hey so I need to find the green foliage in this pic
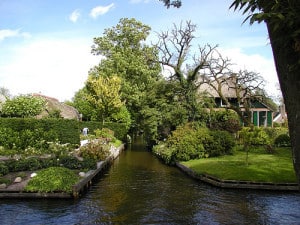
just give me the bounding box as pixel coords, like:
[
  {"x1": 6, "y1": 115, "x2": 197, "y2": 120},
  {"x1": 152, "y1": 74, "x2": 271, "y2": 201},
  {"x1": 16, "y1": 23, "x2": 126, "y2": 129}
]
[
  {"x1": 0, "y1": 162, "x2": 8, "y2": 176},
  {"x1": 0, "y1": 177, "x2": 11, "y2": 185},
  {"x1": 274, "y1": 134, "x2": 291, "y2": 147},
  {"x1": 1, "y1": 153, "x2": 96, "y2": 174},
  {"x1": 78, "y1": 141, "x2": 110, "y2": 161},
  {"x1": 47, "y1": 109, "x2": 62, "y2": 118},
  {"x1": 95, "y1": 128, "x2": 115, "y2": 141},
  {"x1": 39, "y1": 158, "x2": 59, "y2": 168},
  {"x1": 0, "y1": 146, "x2": 18, "y2": 156},
  {"x1": 1, "y1": 95, "x2": 45, "y2": 118},
  {"x1": 86, "y1": 75, "x2": 124, "y2": 123},
  {"x1": 72, "y1": 87, "x2": 98, "y2": 121},
  {"x1": 90, "y1": 18, "x2": 161, "y2": 141},
  {"x1": 182, "y1": 147, "x2": 297, "y2": 183},
  {"x1": 209, "y1": 109, "x2": 241, "y2": 133},
  {"x1": 230, "y1": 0, "x2": 300, "y2": 42},
  {"x1": 153, "y1": 123, "x2": 236, "y2": 164},
  {"x1": 25, "y1": 167, "x2": 79, "y2": 193},
  {"x1": 0, "y1": 127, "x2": 19, "y2": 149},
  {"x1": 152, "y1": 144, "x2": 175, "y2": 165},
  {"x1": 5, "y1": 158, "x2": 42, "y2": 172},
  {"x1": 79, "y1": 121, "x2": 129, "y2": 141},
  {"x1": 0, "y1": 118, "x2": 80, "y2": 147},
  {"x1": 58, "y1": 156, "x2": 97, "y2": 170},
  {"x1": 205, "y1": 130, "x2": 235, "y2": 157},
  {"x1": 109, "y1": 106, "x2": 132, "y2": 130},
  {"x1": 167, "y1": 123, "x2": 208, "y2": 161},
  {"x1": 239, "y1": 127, "x2": 271, "y2": 146}
]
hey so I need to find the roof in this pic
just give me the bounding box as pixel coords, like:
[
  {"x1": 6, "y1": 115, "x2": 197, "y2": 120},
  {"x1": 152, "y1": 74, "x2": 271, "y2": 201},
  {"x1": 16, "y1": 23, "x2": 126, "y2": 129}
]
[
  {"x1": 33, "y1": 93, "x2": 80, "y2": 120},
  {"x1": 198, "y1": 76, "x2": 246, "y2": 98}
]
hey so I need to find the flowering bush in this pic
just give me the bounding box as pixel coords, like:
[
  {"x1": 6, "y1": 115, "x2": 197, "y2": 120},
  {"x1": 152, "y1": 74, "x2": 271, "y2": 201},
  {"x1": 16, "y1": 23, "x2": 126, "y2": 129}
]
[{"x1": 78, "y1": 141, "x2": 110, "y2": 161}]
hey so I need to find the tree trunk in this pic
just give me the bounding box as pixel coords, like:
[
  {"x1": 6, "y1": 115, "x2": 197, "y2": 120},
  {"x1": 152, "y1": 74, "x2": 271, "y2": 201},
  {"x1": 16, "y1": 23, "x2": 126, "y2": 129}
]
[{"x1": 266, "y1": 23, "x2": 300, "y2": 186}]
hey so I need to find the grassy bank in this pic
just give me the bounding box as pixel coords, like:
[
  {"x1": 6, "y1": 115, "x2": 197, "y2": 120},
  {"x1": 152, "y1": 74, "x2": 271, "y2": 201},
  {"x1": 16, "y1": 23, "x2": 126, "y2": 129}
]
[{"x1": 181, "y1": 147, "x2": 297, "y2": 183}]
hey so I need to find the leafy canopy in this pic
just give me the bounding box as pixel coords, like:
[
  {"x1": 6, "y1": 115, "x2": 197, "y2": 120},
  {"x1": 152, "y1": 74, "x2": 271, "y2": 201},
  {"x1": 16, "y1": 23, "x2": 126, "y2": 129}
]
[{"x1": 1, "y1": 95, "x2": 45, "y2": 118}]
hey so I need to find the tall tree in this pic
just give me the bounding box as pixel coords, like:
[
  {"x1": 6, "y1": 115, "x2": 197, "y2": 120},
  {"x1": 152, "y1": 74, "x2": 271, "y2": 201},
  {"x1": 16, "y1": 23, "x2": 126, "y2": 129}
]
[
  {"x1": 90, "y1": 18, "x2": 161, "y2": 133},
  {"x1": 86, "y1": 75, "x2": 123, "y2": 124},
  {"x1": 156, "y1": 20, "x2": 216, "y2": 121}
]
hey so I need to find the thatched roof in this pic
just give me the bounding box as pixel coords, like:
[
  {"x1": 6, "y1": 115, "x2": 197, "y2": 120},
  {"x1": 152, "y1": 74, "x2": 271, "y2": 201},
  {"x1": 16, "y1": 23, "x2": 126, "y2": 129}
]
[
  {"x1": 198, "y1": 76, "x2": 246, "y2": 98},
  {"x1": 33, "y1": 94, "x2": 80, "y2": 120}
]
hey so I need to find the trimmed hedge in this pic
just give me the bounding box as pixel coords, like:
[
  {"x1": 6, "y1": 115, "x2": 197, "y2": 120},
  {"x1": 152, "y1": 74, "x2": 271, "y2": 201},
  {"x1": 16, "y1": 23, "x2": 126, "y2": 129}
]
[
  {"x1": 0, "y1": 118, "x2": 80, "y2": 146},
  {"x1": 0, "y1": 118, "x2": 128, "y2": 152}
]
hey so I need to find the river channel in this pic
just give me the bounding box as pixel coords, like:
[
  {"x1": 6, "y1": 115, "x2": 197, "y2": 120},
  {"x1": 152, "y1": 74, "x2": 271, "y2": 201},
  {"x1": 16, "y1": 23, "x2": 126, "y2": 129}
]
[{"x1": 1, "y1": 139, "x2": 300, "y2": 225}]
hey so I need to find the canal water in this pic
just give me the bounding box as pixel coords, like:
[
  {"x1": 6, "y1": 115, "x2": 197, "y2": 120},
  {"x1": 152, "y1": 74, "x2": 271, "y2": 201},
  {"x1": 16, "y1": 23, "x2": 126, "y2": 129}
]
[{"x1": 1, "y1": 139, "x2": 300, "y2": 225}]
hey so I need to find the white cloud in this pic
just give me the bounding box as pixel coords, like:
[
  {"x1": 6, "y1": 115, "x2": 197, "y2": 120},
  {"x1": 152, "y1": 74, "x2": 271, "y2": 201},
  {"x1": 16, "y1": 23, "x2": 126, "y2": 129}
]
[
  {"x1": 90, "y1": 3, "x2": 114, "y2": 19},
  {"x1": 0, "y1": 38, "x2": 101, "y2": 101},
  {"x1": 0, "y1": 29, "x2": 31, "y2": 41},
  {"x1": 219, "y1": 47, "x2": 279, "y2": 97},
  {"x1": 69, "y1": 9, "x2": 81, "y2": 23}
]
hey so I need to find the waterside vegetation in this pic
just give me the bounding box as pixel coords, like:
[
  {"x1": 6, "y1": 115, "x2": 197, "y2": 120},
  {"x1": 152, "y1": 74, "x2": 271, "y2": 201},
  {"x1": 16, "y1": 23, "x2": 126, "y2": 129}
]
[{"x1": 182, "y1": 146, "x2": 296, "y2": 183}]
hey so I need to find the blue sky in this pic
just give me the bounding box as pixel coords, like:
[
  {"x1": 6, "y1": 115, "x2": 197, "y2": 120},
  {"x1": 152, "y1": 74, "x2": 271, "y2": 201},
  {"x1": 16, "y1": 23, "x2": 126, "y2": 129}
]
[{"x1": 0, "y1": 0, "x2": 278, "y2": 101}]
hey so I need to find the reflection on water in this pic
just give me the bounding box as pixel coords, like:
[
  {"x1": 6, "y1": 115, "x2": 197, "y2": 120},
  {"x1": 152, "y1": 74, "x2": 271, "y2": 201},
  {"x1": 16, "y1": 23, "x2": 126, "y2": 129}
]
[{"x1": 1, "y1": 139, "x2": 300, "y2": 225}]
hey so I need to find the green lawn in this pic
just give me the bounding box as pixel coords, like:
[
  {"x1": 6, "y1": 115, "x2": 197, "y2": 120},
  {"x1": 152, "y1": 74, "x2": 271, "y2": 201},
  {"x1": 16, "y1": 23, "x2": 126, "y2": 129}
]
[{"x1": 181, "y1": 147, "x2": 297, "y2": 183}]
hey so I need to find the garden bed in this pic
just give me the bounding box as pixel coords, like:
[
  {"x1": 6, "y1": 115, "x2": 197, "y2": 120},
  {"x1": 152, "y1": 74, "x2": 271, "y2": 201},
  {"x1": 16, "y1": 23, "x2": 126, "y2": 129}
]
[{"x1": 0, "y1": 144, "x2": 125, "y2": 199}]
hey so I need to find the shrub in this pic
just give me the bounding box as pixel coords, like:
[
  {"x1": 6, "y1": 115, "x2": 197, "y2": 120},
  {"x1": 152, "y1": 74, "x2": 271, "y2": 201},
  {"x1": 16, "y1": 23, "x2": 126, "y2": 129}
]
[
  {"x1": 80, "y1": 158, "x2": 97, "y2": 170},
  {"x1": 152, "y1": 143, "x2": 175, "y2": 165},
  {"x1": 1, "y1": 94, "x2": 45, "y2": 118},
  {"x1": 40, "y1": 158, "x2": 59, "y2": 168},
  {"x1": 5, "y1": 157, "x2": 42, "y2": 172},
  {"x1": 0, "y1": 127, "x2": 19, "y2": 150},
  {"x1": 0, "y1": 177, "x2": 11, "y2": 185},
  {"x1": 58, "y1": 156, "x2": 96, "y2": 170},
  {"x1": 209, "y1": 110, "x2": 241, "y2": 133},
  {"x1": 95, "y1": 128, "x2": 116, "y2": 142},
  {"x1": 239, "y1": 127, "x2": 271, "y2": 146},
  {"x1": 263, "y1": 127, "x2": 289, "y2": 144},
  {"x1": 167, "y1": 123, "x2": 209, "y2": 161},
  {"x1": 25, "y1": 167, "x2": 79, "y2": 193},
  {"x1": 0, "y1": 162, "x2": 8, "y2": 176},
  {"x1": 205, "y1": 130, "x2": 235, "y2": 157},
  {"x1": 0, "y1": 146, "x2": 18, "y2": 156},
  {"x1": 46, "y1": 142, "x2": 74, "y2": 158},
  {"x1": 274, "y1": 134, "x2": 291, "y2": 147},
  {"x1": 153, "y1": 122, "x2": 237, "y2": 164},
  {"x1": 78, "y1": 141, "x2": 110, "y2": 161}
]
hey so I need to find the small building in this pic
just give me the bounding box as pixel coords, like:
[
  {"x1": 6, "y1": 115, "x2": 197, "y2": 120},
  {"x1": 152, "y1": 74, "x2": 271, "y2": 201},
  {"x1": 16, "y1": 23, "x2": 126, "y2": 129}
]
[
  {"x1": 198, "y1": 78, "x2": 274, "y2": 127},
  {"x1": 33, "y1": 93, "x2": 80, "y2": 120}
]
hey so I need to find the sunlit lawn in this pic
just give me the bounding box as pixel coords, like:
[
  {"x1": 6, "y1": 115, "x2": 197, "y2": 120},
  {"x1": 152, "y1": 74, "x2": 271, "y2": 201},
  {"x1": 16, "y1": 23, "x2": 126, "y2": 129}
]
[{"x1": 181, "y1": 147, "x2": 297, "y2": 183}]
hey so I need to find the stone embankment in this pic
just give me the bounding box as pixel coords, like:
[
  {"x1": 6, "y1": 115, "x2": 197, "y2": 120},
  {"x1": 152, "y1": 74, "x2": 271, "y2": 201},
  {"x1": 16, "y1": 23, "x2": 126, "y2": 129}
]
[{"x1": 176, "y1": 162, "x2": 299, "y2": 191}]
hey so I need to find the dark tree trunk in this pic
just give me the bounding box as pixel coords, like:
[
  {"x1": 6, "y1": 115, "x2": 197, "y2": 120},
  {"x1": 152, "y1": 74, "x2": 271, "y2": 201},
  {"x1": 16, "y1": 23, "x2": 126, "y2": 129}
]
[{"x1": 266, "y1": 23, "x2": 300, "y2": 186}]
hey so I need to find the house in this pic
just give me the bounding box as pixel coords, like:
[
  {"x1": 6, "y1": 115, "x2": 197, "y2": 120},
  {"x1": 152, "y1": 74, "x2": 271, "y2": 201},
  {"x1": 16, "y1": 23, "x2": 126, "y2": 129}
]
[
  {"x1": 198, "y1": 77, "x2": 274, "y2": 127},
  {"x1": 33, "y1": 93, "x2": 80, "y2": 120}
]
